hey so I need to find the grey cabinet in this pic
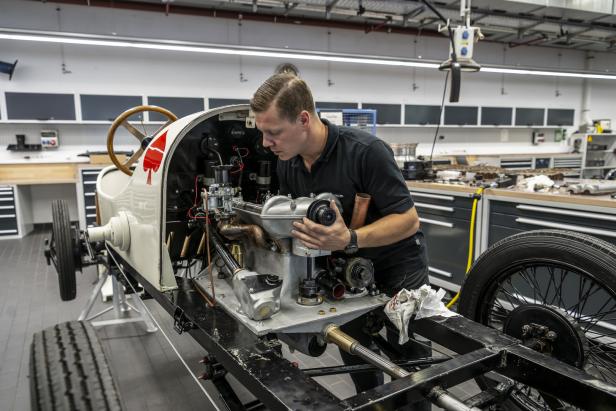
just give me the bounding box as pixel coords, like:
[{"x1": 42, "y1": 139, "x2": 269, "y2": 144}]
[
  {"x1": 0, "y1": 186, "x2": 18, "y2": 236},
  {"x1": 410, "y1": 190, "x2": 476, "y2": 290},
  {"x1": 78, "y1": 168, "x2": 102, "y2": 228},
  {"x1": 6, "y1": 92, "x2": 76, "y2": 120}
]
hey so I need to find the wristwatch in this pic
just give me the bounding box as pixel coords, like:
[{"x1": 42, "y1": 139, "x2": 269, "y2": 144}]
[{"x1": 344, "y1": 229, "x2": 359, "y2": 254}]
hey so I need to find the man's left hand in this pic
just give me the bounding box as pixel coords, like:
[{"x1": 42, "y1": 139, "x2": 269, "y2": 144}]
[{"x1": 291, "y1": 200, "x2": 351, "y2": 251}]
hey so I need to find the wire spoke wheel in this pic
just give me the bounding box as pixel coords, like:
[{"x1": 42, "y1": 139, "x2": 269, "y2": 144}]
[{"x1": 458, "y1": 230, "x2": 616, "y2": 410}]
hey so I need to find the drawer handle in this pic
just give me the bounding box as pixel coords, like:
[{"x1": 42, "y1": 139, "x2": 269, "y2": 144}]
[
  {"x1": 415, "y1": 202, "x2": 454, "y2": 212},
  {"x1": 85, "y1": 193, "x2": 96, "y2": 197},
  {"x1": 428, "y1": 266, "x2": 452, "y2": 278},
  {"x1": 86, "y1": 213, "x2": 97, "y2": 218},
  {"x1": 0, "y1": 198, "x2": 14, "y2": 202},
  {"x1": 0, "y1": 205, "x2": 15, "y2": 210},
  {"x1": 82, "y1": 171, "x2": 101, "y2": 175},
  {"x1": 419, "y1": 217, "x2": 454, "y2": 228},
  {"x1": 516, "y1": 204, "x2": 616, "y2": 223},
  {"x1": 83, "y1": 181, "x2": 97, "y2": 185},
  {"x1": 515, "y1": 217, "x2": 616, "y2": 238},
  {"x1": 0, "y1": 229, "x2": 18, "y2": 235},
  {"x1": 0, "y1": 214, "x2": 16, "y2": 218},
  {"x1": 410, "y1": 192, "x2": 455, "y2": 202}
]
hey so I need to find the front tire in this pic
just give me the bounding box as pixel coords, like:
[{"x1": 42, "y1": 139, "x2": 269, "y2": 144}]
[{"x1": 30, "y1": 321, "x2": 123, "y2": 411}]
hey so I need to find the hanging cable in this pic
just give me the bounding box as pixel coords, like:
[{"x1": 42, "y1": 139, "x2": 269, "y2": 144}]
[
  {"x1": 429, "y1": 70, "x2": 449, "y2": 163},
  {"x1": 446, "y1": 187, "x2": 483, "y2": 309}
]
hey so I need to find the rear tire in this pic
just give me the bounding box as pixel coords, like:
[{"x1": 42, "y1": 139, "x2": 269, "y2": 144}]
[
  {"x1": 459, "y1": 230, "x2": 616, "y2": 410},
  {"x1": 51, "y1": 200, "x2": 77, "y2": 301},
  {"x1": 30, "y1": 321, "x2": 123, "y2": 411}
]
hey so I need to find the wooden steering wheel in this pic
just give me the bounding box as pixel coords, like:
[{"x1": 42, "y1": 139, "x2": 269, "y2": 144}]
[{"x1": 107, "y1": 105, "x2": 178, "y2": 176}]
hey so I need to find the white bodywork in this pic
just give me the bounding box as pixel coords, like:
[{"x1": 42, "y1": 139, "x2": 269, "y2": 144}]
[{"x1": 95, "y1": 106, "x2": 251, "y2": 292}]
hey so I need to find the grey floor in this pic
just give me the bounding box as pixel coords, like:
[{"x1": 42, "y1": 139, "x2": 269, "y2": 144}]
[{"x1": 0, "y1": 228, "x2": 478, "y2": 411}]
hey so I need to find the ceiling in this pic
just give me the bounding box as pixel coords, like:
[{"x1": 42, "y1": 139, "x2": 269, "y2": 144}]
[{"x1": 52, "y1": 0, "x2": 616, "y2": 53}]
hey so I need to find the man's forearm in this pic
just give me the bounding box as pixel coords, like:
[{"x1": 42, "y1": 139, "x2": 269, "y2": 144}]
[{"x1": 356, "y1": 208, "x2": 419, "y2": 248}]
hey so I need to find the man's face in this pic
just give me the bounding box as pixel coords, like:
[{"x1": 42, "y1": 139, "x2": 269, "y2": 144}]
[{"x1": 255, "y1": 104, "x2": 308, "y2": 161}]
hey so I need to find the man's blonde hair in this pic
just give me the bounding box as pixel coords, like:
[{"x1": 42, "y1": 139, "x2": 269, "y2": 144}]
[{"x1": 250, "y1": 73, "x2": 316, "y2": 122}]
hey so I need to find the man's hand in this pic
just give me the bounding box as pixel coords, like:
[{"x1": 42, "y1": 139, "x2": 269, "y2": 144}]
[{"x1": 291, "y1": 200, "x2": 350, "y2": 251}]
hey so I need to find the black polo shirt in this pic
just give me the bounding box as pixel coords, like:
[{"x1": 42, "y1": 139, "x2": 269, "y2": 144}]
[{"x1": 277, "y1": 119, "x2": 424, "y2": 285}]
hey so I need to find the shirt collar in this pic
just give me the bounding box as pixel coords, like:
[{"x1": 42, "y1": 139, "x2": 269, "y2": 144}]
[{"x1": 290, "y1": 117, "x2": 340, "y2": 168}]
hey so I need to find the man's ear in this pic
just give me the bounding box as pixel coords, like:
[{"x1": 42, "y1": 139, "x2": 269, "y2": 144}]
[{"x1": 298, "y1": 110, "x2": 310, "y2": 127}]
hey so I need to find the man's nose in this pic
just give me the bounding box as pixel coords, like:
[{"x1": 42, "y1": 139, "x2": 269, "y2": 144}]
[{"x1": 262, "y1": 136, "x2": 274, "y2": 148}]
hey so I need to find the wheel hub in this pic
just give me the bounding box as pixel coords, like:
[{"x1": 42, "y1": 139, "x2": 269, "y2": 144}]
[{"x1": 504, "y1": 304, "x2": 588, "y2": 368}]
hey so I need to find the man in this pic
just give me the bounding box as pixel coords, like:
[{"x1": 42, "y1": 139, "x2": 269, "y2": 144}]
[{"x1": 251, "y1": 73, "x2": 430, "y2": 405}]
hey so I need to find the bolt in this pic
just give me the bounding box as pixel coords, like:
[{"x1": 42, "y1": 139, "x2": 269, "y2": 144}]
[
  {"x1": 546, "y1": 331, "x2": 557, "y2": 341},
  {"x1": 329, "y1": 307, "x2": 337, "y2": 313},
  {"x1": 318, "y1": 310, "x2": 326, "y2": 315},
  {"x1": 521, "y1": 325, "x2": 531, "y2": 336},
  {"x1": 248, "y1": 288, "x2": 254, "y2": 293}
]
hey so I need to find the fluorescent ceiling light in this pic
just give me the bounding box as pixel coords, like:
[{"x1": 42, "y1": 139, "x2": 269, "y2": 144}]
[{"x1": 1, "y1": 28, "x2": 615, "y2": 80}]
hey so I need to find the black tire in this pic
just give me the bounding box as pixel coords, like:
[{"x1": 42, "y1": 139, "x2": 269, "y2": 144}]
[
  {"x1": 459, "y1": 229, "x2": 616, "y2": 409},
  {"x1": 30, "y1": 321, "x2": 123, "y2": 411},
  {"x1": 51, "y1": 200, "x2": 77, "y2": 301}
]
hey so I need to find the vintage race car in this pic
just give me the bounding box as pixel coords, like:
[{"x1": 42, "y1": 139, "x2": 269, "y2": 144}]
[{"x1": 42, "y1": 104, "x2": 616, "y2": 411}]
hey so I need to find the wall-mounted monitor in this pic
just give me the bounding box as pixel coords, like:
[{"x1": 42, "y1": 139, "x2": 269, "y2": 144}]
[
  {"x1": 547, "y1": 109, "x2": 574, "y2": 126},
  {"x1": 481, "y1": 107, "x2": 513, "y2": 126},
  {"x1": 362, "y1": 103, "x2": 401, "y2": 124},
  {"x1": 404, "y1": 105, "x2": 441, "y2": 125},
  {"x1": 515, "y1": 108, "x2": 545, "y2": 126},
  {"x1": 444, "y1": 106, "x2": 478, "y2": 125}
]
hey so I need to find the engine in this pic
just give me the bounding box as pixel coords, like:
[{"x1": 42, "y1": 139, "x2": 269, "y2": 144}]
[{"x1": 163, "y1": 112, "x2": 377, "y2": 322}]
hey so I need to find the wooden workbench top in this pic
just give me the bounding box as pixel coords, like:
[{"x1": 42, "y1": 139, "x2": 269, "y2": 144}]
[{"x1": 407, "y1": 180, "x2": 616, "y2": 209}]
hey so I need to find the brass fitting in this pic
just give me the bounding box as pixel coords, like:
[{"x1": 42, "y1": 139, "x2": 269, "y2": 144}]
[{"x1": 322, "y1": 323, "x2": 356, "y2": 354}]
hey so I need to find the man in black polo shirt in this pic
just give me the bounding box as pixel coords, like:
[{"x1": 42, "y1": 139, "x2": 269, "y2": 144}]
[{"x1": 251, "y1": 74, "x2": 430, "y2": 402}]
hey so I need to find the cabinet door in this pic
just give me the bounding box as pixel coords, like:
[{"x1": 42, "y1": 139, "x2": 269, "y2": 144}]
[
  {"x1": 208, "y1": 98, "x2": 249, "y2": 109},
  {"x1": 6, "y1": 92, "x2": 76, "y2": 120},
  {"x1": 80, "y1": 95, "x2": 143, "y2": 121},
  {"x1": 148, "y1": 97, "x2": 204, "y2": 121},
  {"x1": 419, "y1": 213, "x2": 473, "y2": 288}
]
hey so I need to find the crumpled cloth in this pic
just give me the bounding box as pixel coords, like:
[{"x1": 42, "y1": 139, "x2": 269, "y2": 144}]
[
  {"x1": 384, "y1": 285, "x2": 458, "y2": 344},
  {"x1": 517, "y1": 175, "x2": 554, "y2": 192}
]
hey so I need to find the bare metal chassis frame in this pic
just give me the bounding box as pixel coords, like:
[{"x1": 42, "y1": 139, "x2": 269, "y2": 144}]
[{"x1": 108, "y1": 249, "x2": 616, "y2": 411}]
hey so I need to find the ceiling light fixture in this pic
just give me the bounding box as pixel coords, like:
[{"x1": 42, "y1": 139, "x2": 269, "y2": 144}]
[{"x1": 0, "y1": 28, "x2": 615, "y2": 81}]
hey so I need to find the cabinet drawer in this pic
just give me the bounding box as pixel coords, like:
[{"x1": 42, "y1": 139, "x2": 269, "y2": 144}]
[
  {"x1": 415, "y1": 202, "x2": 472, "y2": 221},
  {"x1": 0, "y1": 204, "x2": 16, "y2": 216},
  {"x1": 490, "y1": 200, "x2": 616, "y2": 234},
  {"x1": 420, "y1": 215, "x2": 471, "y2": 287},
  {"x1": 0, "y1": 216, "x2": 18, "y2": 233},
  {"x1": 410, "y1": 190, "x2": 474, "y2": 210},
  {"x1": 81, "y1": 169, "x2": 102, "y2": 182},
  {"x1": 490, "y1": 212, "x2": 616, "y2": 246}
]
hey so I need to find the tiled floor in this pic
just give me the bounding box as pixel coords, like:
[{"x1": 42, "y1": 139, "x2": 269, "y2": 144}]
[{"x1": 0, "y1": 228, "x2": 478, "y2": 411}]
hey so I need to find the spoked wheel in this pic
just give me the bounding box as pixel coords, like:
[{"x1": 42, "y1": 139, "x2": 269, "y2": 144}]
[
  {"x1": 459, "y1": 230, "x2": 616, "y2": 410},
  {"x1": 48, "y1": 200, "x2": 80, "y2": 301}
]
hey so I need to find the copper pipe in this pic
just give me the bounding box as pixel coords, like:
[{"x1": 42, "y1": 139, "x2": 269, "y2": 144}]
[
  {"x1": 200, "y1": 190, "x2": 215, "y2": 307},
  {"x1": 218, "y1": 222, "x2": 267, "y2": 248},
  {"x1": 350, "y1": 193, "x2": 371, "y2": 229},
  {"x1": 196, "y1": 233, "x2": 206, "y2": 255}
]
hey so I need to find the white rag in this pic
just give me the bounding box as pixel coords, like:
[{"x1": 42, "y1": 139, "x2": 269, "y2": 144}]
[{"x1": 384, "y1": 285, "x2": 458, "y2": 344}]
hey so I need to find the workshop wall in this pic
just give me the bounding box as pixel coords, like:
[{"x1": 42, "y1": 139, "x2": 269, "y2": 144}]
[{"x1": 1, "y1": 0, "x2": 615, "y2": 153}]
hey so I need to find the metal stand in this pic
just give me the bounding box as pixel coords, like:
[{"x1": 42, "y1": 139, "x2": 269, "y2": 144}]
[{"x1": 78, "y1": 265, "x2": 158, "y2": 333}]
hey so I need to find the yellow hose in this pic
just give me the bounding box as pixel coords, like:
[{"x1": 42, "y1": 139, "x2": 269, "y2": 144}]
[{"x1": 446, "y1": 187, "x2": 483, "y2": 309}]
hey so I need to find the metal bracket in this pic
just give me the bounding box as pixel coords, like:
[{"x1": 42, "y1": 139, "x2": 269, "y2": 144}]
[{"x1": 173, "y1": 307, "x2": 195, "y2": 334}]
